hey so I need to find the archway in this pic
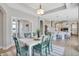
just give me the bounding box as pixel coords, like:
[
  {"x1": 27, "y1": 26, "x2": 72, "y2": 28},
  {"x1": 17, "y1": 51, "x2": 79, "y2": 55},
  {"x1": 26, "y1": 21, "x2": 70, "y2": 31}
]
[{"x1": 0, "y1": 5, "x2": 6, "y2": 49}]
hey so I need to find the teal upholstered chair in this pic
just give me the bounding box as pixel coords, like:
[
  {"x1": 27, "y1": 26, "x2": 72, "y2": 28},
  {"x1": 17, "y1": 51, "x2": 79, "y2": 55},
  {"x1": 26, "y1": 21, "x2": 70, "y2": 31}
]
[
  {"x1": 32, "y1": 32, "x2": 37, "y2": 37},
  {"x1": 56, "y1": 34, "x2": 62, "y2": 39},
  {"x1": 32, "y1": 35, "x2": 50, "y2": 56},
  {"x1": 49, "y1": 34, "x2": 53, "y2": 52},
  {"x1": 13, "y1": 37, "x2": 28, "y2": 56},
  {"x1": 64, "y1": 34, "x2": 70, "y2": 39},
  {"x1": 24, "y1": 32, "x2": 32, "y2": 38}
]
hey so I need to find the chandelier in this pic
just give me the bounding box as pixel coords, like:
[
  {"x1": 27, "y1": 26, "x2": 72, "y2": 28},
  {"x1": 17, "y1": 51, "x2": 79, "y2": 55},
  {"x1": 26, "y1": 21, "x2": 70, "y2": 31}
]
[{"x1": 37, "y1": 4, "x2": 44, "y2": 15}]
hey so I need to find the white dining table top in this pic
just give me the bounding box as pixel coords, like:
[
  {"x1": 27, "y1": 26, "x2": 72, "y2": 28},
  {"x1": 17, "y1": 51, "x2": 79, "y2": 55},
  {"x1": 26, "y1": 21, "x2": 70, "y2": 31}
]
[
  {"x1": 19, "y1": 37, "x2": 42, "y2": 47},
  {"x1": 19, "y1": 37, "x2": 43, "y2": 56}
]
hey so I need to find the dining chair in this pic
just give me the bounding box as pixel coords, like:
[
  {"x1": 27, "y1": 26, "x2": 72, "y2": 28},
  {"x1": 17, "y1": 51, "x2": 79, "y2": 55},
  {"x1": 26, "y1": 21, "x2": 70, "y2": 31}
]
[
  {"x1": 64, "y1": 34, "x2": 70, "y2": 39},
  {"x1": 47, "y1": 34, "x2": 53, "y2": 53},
  {"x1": 13, "y1": 37, "x2": 28, "y2": 56},
  {"x1": 56, "y1": 34, "x2": 62, "y2": 39},
  {"x1": 24, "y1": 32, "x2": 32, "y2": 38},
  {"x1": 32, "y1": 32, "x2": 37, "y2": 37},
  {"x1": 32, "y1": 35, "x2": 50, "y2": 56}
]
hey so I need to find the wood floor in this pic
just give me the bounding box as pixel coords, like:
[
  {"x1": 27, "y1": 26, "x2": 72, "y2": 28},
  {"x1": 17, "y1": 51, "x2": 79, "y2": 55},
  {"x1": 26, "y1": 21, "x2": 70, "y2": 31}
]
[{"x1": 0, "y1": 36, "x2": 79, "y2": 56}]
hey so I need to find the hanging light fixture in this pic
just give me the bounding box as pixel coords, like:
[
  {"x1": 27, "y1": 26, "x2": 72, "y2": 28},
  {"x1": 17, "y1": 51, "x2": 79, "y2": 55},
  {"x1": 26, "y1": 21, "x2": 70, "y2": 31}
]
[{"x1": 37, "y1": 4, "x2": 44, "y2": 15}]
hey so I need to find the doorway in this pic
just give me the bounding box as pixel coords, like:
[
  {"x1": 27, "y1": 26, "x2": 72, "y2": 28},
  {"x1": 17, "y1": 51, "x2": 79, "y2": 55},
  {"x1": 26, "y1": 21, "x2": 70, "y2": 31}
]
[{"x1": 11, "y1": 19, "x2": 32, "y2": 38}]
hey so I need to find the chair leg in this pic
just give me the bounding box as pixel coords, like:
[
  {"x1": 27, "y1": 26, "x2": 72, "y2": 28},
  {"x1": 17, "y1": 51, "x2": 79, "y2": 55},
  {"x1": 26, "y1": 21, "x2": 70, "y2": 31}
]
[
  {"x1": 40, "y1": 49, "x2": 42, "y2": 56},
  {"x1": 16, "y1": 53, "x2": 18, "y2": 56},
  {"x1": 32, "y1": 49, "x2": 34, "y2": 56},
  {"x1": 51, "y1": 44, "x2": 53, "y2": 52},
  {"x1": 16, "y1": 51, "x2": 19, "y2": 56},
  {"x1": 45, "y1": 48, "x2": 47, "y2": 56},
  {"x1": 16, "y1": 52, "x2": 20, "y2": 56},
  {"x1": 48, "y1": 45, "x2": 50, "y2": 54}
]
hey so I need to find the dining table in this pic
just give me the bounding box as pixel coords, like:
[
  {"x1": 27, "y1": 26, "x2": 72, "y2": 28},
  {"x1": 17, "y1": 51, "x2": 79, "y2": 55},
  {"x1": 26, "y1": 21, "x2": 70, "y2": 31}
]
[{"x1": 19, "y1": 37, "x2": 42, "y2": 56}]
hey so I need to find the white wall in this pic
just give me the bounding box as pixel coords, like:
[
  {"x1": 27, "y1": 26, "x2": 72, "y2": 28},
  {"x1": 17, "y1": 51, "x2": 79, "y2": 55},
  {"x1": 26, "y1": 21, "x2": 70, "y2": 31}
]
[{"x1": 0, "y1": 10, "x2": 3, "y2": 48}]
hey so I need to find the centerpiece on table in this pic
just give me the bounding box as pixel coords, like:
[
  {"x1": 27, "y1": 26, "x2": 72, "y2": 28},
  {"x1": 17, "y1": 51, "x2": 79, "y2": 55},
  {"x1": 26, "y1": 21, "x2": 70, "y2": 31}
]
[
  {"x1": 36, "y1": 29, "x2": 40, "y2": 38},
  {"x1": 33, "y1": 29, "x2": 40, "y2": 40}
]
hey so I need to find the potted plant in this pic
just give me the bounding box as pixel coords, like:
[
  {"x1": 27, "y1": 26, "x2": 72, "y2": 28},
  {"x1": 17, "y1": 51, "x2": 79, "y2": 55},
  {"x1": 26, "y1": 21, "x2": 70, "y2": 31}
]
[
  {"x1": 47, "y1": 32, "x2": 51, "y2": 37},
  {"x1": 36, "y1": 29, "x2": 40, "y2": 38}
]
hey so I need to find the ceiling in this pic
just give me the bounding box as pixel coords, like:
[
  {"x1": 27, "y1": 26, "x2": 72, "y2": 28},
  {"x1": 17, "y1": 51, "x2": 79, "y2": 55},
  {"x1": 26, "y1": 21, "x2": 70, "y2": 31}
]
[
  {"x1": 6, "y1": 3, "x2": 78, "y2": 21},
  {"x1": 24, "y1": 3, "x2": 64, "y2": 11},
  {"x1": 21, "y1": 3, "x2": 78, "y2": 21},
  {"x1": 43, "y1": 6, "x2": 78, "y2": 20}
]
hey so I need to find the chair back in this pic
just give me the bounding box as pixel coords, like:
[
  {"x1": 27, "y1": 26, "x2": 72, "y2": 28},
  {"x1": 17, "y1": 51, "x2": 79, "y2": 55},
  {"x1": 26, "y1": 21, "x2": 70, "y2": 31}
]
[
  {"x1": 64, "y1": 34, "x2": 69, "y2": 39},
  {"x1": 13, "y1": 37, "x2": 21, "y2": 55},
  {"x1": 50, "y1": 34, "x2": 54, "y2": 41},
  {"x1": 56, "y1": 34, "x2": 62, "y2": 39},
  {"x1": 41, "y1": 35, "x2": 50, "y2": 48},
  {"x1": 32, "y1": 32, "x2": 37, "y2": 36},
  {"x1": 24, "y1": 32, "x2": 31, "y2": 38}
]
